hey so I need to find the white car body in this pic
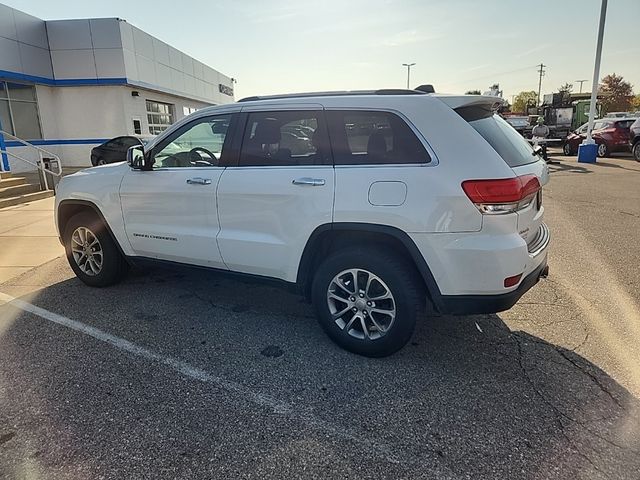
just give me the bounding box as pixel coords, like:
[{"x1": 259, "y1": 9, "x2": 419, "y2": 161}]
[{"x1": 56, "y1": 90, "x2": 549, "y2": 319}]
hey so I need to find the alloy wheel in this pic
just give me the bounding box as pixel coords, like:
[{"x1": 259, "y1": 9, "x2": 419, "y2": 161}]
[
  {"x1": 326, "y1": 268, "x2": 396, "y2": 341},
  {"x1": 597, "y1": 144, "x2": 607, "y2": 157},
  {"x1": 71, "y1": 226, "x2": 103, "y2": 276}
]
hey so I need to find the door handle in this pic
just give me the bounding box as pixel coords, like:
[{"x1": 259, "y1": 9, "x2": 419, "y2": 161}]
[
  {"x1": 292, "y1": 177, "x2": 325, "y2": 186},
  {"x1": 186, "y1": 177, "x2": 212, "y2": 185}
]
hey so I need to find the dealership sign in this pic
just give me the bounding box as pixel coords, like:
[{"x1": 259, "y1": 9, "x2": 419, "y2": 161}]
[{"x1": 219, "y1": 84, "x2": 234, "y2": 96}]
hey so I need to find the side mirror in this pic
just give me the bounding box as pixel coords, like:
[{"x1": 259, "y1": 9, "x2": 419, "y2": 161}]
[
  {"x1": 127, "y1": 145, "x2": 146, "y2": 170},
  {"x1": 211, "y1": 121, "x2": 229, "y2": 135}
]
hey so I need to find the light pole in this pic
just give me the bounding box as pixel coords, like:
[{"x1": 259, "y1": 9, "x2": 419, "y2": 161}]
[
  {"x1": 536, "y1": 63, "x2": 546, "y2": 106},
  {"x1": 402, "y1": 63, "x2": 416, "y2": 89},
  {"x1": 575, "y1": 79, "x2": 588, "y2": 93},
  {"x1": 578, "y1": 0, "x2": 607, "y2": 163}
]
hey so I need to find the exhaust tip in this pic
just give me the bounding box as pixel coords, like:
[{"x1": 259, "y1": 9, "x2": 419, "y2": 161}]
[{"x1": 540, "y1": 265, "x2": 549, "y2": 278}]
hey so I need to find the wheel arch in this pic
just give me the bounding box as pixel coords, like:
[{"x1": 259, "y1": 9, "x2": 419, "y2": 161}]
[
  {"x1": 296, "y1": 223, "x2": 444, "y2": 311},
  {"x1": 57, "y1": 199, "x2": 128, "y2": 259}
]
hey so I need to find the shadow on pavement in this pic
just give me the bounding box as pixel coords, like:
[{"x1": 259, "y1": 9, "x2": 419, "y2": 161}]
[
  {"x1": 591, "y1": 161, "x2": 640, "y2": 173},
  {"x1": 1, "y1": 264, "x2": 639, "y2": 479},
  {"x1": 547, "y1": 160, "x2": 592, "y2": 175}
]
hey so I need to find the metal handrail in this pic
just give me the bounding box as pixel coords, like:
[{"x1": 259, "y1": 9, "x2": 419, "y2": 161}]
[{"x1": 0, "y1": 130, "x2": 63, "y2": 177}]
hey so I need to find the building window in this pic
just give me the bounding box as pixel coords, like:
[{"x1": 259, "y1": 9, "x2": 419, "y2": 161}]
[
  {"x1": 0, "y1": 81, "x2": 43, "y2": 140},
  {"x1": 146, "y1": 100, "x2": 175, "y2": 135},
  {"x1": 183, "y1": 106, "x2": 198, "y2": 116}
]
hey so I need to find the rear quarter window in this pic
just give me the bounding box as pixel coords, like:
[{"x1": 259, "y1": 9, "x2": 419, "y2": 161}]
[
  {"x1": 456, "y1": 106, "x2": 537, "y2": 168},
  {"x1": 615, "y1": 120, "x2": 634, "y2": 129}
]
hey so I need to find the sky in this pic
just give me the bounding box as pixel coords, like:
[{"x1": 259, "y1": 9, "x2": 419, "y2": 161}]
[{"x1": 6, "y1": 0, "x2": 639, "y2": 102}]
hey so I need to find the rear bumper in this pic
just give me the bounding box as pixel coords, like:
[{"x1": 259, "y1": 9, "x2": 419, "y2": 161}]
[{"x1": 439, "y1": 258, "x2": 548, "y2": 315}]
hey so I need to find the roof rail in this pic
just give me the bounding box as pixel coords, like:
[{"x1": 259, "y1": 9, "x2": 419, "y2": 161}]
[{"x1": 237, "y1": 89, "x2": 427, "y2": 103}]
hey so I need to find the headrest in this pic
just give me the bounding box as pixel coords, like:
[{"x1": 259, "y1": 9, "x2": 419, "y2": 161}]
[
  {"x1": 254, "y1": 118, "x2": 281, "y2": 144},
  {"x1": 367, "y1": 131, "x2": 387, "y2": 158}
]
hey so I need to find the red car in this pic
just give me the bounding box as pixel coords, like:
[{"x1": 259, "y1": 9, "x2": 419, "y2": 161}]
[{"x1": 562, "y1": 118, "x2": 635, "y2": 157}]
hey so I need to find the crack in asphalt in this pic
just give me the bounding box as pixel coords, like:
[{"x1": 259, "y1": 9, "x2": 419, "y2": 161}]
[
  {"x1": 432, "y1": 319, "x2": 640, "y2": 466},
  {"x1": 556, "y1": 348, "x2": 623, "y2": 410},
  {"x1": 513, "y1": 334, "x2": 611, "y2": 479}
]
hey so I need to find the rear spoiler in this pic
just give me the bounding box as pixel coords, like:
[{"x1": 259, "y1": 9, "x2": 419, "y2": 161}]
[{"x1": 436, "y1": 95, "x2": 505, "y2": 111}]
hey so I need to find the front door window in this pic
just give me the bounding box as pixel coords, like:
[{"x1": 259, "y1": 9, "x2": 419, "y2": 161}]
[{"x1": 151, "y1": 115, "x2": 232, "y2": 168}]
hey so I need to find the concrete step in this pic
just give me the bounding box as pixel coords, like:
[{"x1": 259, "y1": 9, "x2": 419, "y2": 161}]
[
  {"x1": 0, "y1": 183, "x2": 40, "y2": 199},
  {"x1": 0, "y1": 190, "x2": 54, "y2": 210},
  {"x1": 0, "y1": 172, "x2": 12, "y2": 179},
  {"x1": 0, "y1": 176, "x2": 29, "y2": 188}
]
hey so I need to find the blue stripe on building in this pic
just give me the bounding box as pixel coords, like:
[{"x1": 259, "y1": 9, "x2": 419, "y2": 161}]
[
  {"x1": 4, "y1": 139, "x2": 109, "y2": 147},
  {"x1": 0, "y1": 69, "x2": 127, "y2": 87}
]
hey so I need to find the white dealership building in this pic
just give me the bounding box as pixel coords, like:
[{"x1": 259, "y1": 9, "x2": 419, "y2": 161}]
[{"x1": 0, "y1": 3, "x2": 235, "y2": 173}]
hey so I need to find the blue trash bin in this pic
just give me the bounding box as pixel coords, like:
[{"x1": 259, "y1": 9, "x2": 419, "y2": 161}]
[{"x1": 578, "y1": 143, "x2": 598, "y2": 163}]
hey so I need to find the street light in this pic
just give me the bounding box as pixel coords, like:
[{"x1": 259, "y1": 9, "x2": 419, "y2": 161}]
[
  {"x1": 575, "y1": 79, "x2": 588, "y2": 93},
  {"x1": 402, "y1": 63, "x2": 416, "y2": 89},
  {"x1": 578, "y1": 0, "x2": 607, "y2": 163}
]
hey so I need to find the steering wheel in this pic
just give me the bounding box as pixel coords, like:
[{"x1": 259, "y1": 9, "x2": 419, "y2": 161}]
[{"x1": 189, "y1": 147, "x2": 218, "y2": 166}]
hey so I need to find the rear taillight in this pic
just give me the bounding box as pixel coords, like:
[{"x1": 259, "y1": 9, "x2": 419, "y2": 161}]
[{"x1": 462, "y1": 174, "x2": 541, "y2": 215}]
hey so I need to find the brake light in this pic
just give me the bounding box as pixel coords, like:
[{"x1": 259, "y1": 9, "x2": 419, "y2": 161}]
[{"x1": 462, "y1": 174, "x2": 541, "y2": 215}]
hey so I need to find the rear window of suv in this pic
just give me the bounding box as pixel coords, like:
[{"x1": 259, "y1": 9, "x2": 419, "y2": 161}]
[{"x1": 457, "y1": 105, "x2": 537, "y2": 168}]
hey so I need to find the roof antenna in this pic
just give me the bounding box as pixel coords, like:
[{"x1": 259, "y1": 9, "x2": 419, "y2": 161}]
[{"x1": 415, "y1": 84, "x2": 435, "y2": 93}]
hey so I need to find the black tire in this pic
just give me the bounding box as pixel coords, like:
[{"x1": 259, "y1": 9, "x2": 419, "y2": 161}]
[
  {"x1": 64, "y1": 211, "x2": 129, "y2": 287},
  {"x1": 633, "y1": 142, "x2": 640, "y2": 162},
  {"x1": 597, "y1": 143, "x2": 609, "y2": 157},
  {"x1": 562, "y1": 142, "x2": 573, "y2": 156},
  {"x1": 311, "y1": 247, "x2": 423, "y2": 357}
]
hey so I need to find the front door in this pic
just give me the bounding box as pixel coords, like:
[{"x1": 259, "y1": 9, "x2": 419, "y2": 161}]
[
  {"x1": 216, "y1": 107, "x2": 335, "y2": 282},
  {"x1": 119, "y1": 113, "x2": 235, "y2": 268}
]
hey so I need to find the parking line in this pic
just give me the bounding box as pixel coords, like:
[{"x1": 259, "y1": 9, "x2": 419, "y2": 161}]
[{"x1": 0, "y1": 291, "x2": 414, "y2": 468}]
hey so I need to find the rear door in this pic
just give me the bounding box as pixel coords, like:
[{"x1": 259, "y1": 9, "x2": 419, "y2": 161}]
[{"x1": 216, "y1": 106, "x2": 334, "y2": 282}]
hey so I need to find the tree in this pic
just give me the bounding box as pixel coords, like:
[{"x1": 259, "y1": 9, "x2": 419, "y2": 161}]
[
  {"x1": 512, "y1": 91, "x2": 538, "y2": 114},
  {"x1": 558, "y1": 83, "x2": 573, "y2": 93},
  {"x1": 599, "y1": 73, "x2": 633, "y2": 113},
  {"x1": 631, "y1": 94, "x2": 640, "y2": 111},
  {"x1": 465, "y1": 89, "x2": 481, "y2": 95}
]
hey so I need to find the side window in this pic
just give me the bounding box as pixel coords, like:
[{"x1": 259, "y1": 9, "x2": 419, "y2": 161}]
[
  {"x1": 121, "y1": 137, "x2": 141, "y2": 148},
  {"x1": 105, "y1": 137, "x2": 123, "y2": 149},
  {"x1": 327, "y1": 110, "x2": 430, "y2": 165},
  {"x1": 151, "y1": 114, "x2": 232, "y2": 168},
  {"x1": 238, "y1": 111, "x2": 330, "y2": 167}
]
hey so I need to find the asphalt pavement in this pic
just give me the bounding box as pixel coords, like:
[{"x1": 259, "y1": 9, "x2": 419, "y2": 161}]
[{"x1": 1, "y1": 151, "x2": 639, "y2": 479}]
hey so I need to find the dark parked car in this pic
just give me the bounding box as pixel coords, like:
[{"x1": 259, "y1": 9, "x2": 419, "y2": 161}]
[
  {"x1": 562, "y1": 119, "x2": 635, "y2": 157},
  {"x1": 630, "y1": 118, "x2": 640, "y2": 161},
  {"x1": 91, "y1": 136, "x2": 147, "y2": 166},
  {"x1": 504, "y1": 115, "x2": 529, "y2": 136}
]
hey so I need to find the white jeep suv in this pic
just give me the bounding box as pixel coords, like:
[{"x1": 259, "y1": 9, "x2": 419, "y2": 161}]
[{"x1": 55, "y1": 89, "x2": 550, "y2": 357}]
